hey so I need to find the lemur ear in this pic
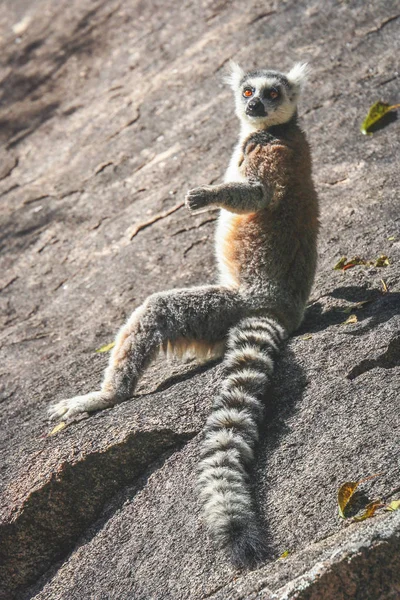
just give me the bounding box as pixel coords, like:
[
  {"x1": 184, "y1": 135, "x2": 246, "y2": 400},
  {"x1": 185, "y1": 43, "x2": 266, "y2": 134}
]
[
  {"x1": 224, "y1": 60, "x2": 245, "y2": 89},
  {"x1": 286, "y1": 63, "x2": 310, "y2": 90}
]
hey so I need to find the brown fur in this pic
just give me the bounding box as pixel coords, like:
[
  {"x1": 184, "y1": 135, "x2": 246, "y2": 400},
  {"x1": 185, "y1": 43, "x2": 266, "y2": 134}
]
[{"x1": 221, "y1": 123, "x2": 318, "y2": 316}]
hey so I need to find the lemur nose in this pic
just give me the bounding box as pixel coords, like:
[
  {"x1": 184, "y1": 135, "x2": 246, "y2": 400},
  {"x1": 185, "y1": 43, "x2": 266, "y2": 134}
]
[{"x1": 246, "y1": 97, "x2": 266, "y2": 117}]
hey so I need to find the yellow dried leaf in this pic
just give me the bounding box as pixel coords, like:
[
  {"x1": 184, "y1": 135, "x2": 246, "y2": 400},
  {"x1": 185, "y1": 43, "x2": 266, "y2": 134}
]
[
  {"x1": 342, "y1": 314, "x2": 358, "y2": 325},
  {"x1": 95, "y1": 341, "x2": 115, "y2": 353},
  {"x1": 386, "y1": 499, "x2": 400, "y2": 512},
  {"x1": 338, "y1": 481, "x2": 360, "y2": 518},
  {"x1": 352, "y1": 500, "x2": 383, "y2": 522},
  {"x1": 387, "y1": 236, "x2": 395, "y2": 241},
  {"x1": 49, "y1": 422, "x2": 67, "y2": 436},
  {"x1": 301, "y1": 334, "x2": 312, "y2": 340},
  {"x1": 337, "y1": 474, "x2": 380, "y2": 518},
  {"x1": 381, "y1": 279, "x2": 388, "y2": 293},
  {"x1": 279, "y1": 550, "x2": 290, "y2": 559}
]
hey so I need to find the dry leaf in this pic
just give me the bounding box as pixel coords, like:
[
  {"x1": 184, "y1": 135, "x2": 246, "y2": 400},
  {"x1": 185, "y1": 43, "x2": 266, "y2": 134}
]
[
  {"x1": 375, "y1": 255, "x2": 390, "y2": 267},
  {"x1": 334, "y1": 255, "x2": 389, "y2": 271},
  {"x1": 343, "y1": 257, "x2": 368, "y2": 271},
  {"x1": 387, "y1": 236, "x2": 395, "y2": 241},
  {"x1": 338, "y1": 481, "x2": 360, "y2": 518},
  {"x1": 301, "y1": 334, "x2": 312, "y2": 340},
  {"x1": 49, "y1": 422, "x2": 67, "y2": 436},
  {"x1": 341, "y1": 306, "x2": 353, "y2": 314},
  {"x1": 360, "y1": 101, "x2": 400, "y2": 135},
  {"x1": 342, "y1": 314, "x2": 358, "y2": 325},
  {"x1": 279, "y1": 550, "x2": 290, "y2": 559},
  {"x1": 334, "y1": 256, "x2": 371, "y2": 271},
  {"x1": 337, "y1": 474, "x2": 380, "y2": 518},
  {"x1": 355, "y1": 300, "x2": 372, "y2": 309},
  {"x1": 386, "y1": 499, "x2": 400, "y2": 512},
  {"x1": 334, "y1": 256, "x2": 348, "y2": 270},
  {"x1": 95, "y1": 342, "x2": 115, "y2": 353},
  {"x1": 341, "y1": 300, "x2": 371, "y2": 314},
  {"x1": 381, "y1": 279, "x2": 388, "y2": 293},
  {"x1": 352, "y1": 500, "x2": 383, "y2": 522}
]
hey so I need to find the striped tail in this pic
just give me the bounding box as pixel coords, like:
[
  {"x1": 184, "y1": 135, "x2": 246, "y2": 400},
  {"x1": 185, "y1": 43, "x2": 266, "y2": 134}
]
[{"x1": 197, "y1": 315, "x2": 287, "y2": 568}]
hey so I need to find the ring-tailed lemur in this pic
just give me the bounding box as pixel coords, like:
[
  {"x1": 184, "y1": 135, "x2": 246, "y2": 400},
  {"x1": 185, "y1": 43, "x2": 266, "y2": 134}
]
[{"x1": 49, "y1": 62, "x2": 319, "y2": 568}]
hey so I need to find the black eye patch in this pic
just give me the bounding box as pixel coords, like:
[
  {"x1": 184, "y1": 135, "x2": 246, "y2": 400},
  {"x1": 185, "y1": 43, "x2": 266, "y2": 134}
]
[{"x1": 263, "y1": 87, "x2": 280, "y2": 100}]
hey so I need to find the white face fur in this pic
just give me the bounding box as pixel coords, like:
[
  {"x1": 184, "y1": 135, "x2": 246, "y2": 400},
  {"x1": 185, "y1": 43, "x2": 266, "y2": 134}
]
[{"x1": 226, "y1": 62, "x2": 309, "y2": 131}]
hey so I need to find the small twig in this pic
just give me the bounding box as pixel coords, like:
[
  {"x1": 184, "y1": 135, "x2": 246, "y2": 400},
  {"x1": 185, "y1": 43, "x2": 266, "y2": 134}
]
[{"x1": 129, "y1": 202, "x2": 184, "y2": 240}]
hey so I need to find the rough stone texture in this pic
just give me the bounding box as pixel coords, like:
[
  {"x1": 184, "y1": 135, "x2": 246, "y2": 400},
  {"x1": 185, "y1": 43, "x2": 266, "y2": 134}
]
[{"x1": 0, "y1": 0, "x2": 399, "y2": 599}]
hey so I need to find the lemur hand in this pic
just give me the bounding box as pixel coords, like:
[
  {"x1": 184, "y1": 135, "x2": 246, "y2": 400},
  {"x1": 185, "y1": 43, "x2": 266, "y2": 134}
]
[{"x1": 185, "y1": 185, "x2": 217, "y2": 214}]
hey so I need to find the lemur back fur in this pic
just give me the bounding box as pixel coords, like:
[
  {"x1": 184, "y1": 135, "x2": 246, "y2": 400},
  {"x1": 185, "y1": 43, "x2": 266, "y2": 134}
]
[{"x1": 49, "y1": 62, "x2": 319, "y2": 568}]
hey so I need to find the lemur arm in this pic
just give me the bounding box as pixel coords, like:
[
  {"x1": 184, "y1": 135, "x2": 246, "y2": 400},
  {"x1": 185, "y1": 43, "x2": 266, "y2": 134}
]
[{"x1": 185, "y1": 180, "x2": 270, "y2": 215}]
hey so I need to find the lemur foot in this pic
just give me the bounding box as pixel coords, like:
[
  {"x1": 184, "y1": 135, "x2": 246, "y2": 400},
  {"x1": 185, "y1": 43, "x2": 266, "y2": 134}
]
[
  {"x1": 185, "y1": 186, "x2": 216, "y2": 214},
  {"x1": 48, "y1": 391, "x2": 113, "y2": 420}
]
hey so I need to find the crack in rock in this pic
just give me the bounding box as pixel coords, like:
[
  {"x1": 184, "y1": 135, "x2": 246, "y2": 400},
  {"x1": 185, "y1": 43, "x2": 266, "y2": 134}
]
[{"x1": 0, "y1": 428, "x2": 197, "y2": 600}]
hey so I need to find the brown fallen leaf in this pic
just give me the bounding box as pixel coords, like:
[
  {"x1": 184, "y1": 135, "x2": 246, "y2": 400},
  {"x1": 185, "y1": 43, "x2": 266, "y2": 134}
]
[
  {"x1": 338, "y1": 474, "x2": 380, "y2": 519},
  {"x1": 352, "y1": 500, "x2": 383, "y2": 522},
  {"x1": 342, "y1": 257, "x2": 369, "y2": 271},
  {"x1": 95, "y1": 342, "x2": 115, "y2": 353}
]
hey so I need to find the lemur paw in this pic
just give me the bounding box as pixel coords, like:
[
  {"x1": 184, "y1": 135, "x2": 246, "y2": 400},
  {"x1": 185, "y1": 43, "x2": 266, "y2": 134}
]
[
  {"x1": 48, "y1": 391, "x2": 109, "y2": 420},
  {"x1": 185, "y1": 186, "x2": 216, "y2": 214}
]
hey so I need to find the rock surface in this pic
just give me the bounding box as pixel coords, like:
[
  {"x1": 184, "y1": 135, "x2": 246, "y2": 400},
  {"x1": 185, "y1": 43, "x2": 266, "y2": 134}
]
[{"x1": 0, "y1": 0, "x2": 399, "y2": 598}]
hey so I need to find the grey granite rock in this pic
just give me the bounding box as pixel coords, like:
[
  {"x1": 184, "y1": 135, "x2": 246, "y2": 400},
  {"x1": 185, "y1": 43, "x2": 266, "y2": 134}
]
[{"x1": 0, "y1": 0, "x2": 399, "y2": 598}]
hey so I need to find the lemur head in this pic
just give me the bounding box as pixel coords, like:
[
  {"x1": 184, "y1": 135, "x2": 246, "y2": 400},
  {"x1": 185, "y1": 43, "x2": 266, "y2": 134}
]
[{"x1": 226, "y1": 62, "x2": 309, "y2": 130}]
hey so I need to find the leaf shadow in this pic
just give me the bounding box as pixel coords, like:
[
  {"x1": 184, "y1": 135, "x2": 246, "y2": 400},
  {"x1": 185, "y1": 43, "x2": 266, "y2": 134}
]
[{"x1": 367, "y1": 110, "x2": 398, "y2": 134}]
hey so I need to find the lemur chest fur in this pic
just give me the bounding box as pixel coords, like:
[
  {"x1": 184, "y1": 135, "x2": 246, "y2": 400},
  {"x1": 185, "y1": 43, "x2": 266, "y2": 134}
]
[{"x1": 216, "y1": 132, "x2": 303, "y2": 289}]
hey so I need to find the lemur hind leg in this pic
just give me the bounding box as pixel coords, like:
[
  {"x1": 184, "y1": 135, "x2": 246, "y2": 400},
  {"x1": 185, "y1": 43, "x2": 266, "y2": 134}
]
[{"x1": 49, "y1": 286, "x2": 243, "y2": 420}]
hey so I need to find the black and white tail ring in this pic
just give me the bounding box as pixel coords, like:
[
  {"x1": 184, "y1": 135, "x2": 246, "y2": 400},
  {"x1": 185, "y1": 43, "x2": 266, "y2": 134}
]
[{"x1": 197, "y1": 315, "x2": 287, "y2": 567}]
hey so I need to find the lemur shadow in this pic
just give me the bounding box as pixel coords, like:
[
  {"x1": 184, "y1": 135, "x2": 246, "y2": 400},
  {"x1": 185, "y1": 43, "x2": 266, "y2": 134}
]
[
  {"x1": 298, "y1": 287, "x2": 400, "y2": 337},
  {"x1": 254, "y1": 347, "x2": 307, "y2": 559},
  {"x1": 147, "y1": 358, "x2": 222, "y2": 395}
]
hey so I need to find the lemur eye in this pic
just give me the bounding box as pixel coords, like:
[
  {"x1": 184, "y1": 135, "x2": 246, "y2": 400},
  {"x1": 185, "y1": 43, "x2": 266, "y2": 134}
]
[
  {"x1": 269, "y1": 89, "x2": 279, "y2": 99},
  {"x1": 243, "y1": 88, "x2": 253, "y2": 98}
]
